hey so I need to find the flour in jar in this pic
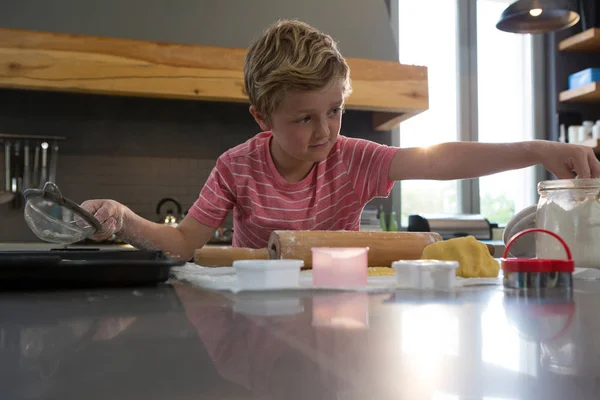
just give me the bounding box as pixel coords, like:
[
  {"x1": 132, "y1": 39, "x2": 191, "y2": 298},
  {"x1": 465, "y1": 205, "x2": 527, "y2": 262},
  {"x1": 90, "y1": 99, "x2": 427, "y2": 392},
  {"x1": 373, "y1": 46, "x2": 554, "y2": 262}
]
[{"x1": 537, "y1": 197, "x2": 600, "y2": 269}]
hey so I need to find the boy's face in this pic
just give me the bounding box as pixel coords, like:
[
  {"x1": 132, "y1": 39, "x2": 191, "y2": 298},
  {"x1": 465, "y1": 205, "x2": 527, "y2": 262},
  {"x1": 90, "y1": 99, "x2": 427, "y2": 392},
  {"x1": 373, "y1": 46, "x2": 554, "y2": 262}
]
[{"x1": 251, "y1": 80, "x2": 345, "y2": 163}]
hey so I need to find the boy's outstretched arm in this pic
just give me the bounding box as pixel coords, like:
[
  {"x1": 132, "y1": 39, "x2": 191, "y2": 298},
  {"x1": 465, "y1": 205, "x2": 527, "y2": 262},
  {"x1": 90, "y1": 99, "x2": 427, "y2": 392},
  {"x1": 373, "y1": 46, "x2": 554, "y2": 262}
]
[{"x1": 388, "y1": 141, "x2": 600, "y2": 181}]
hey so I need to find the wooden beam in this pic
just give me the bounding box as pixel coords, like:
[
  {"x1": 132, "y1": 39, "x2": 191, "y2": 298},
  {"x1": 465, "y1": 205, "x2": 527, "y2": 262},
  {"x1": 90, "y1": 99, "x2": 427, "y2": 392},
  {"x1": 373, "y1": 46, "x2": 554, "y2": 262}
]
[{"x1": 0, "y1": 28, "x2": 428, "y2": 128}]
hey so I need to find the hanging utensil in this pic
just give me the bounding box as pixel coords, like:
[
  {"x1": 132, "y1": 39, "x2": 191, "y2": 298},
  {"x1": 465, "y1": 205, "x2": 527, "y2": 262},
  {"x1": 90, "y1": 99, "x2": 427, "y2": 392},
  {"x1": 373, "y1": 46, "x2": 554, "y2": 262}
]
[
  {"x1": 23, "y1": 141, "x2": 30, "y2": 190},
  {"x1": 32, "y1": 143, "x2": 40, "y2": 189},
  {"x1": 0, "y1": 141, "x2": 14, "y2": 205},
  {"x1": 11, "y1": 141, "x2": 23, "y2": 209},
  {"x1": 47, "y1": 142, "x2": 60, "y2": 218},
  {"x1": 4, "y1": 141, "x2": 9, "y2": 192},
  {"x1": 48, "y1": 141, "x2": 59, "y2": 184},
  {"x1": 40, "y1": 142, "x2": 48, "y2": 187}
]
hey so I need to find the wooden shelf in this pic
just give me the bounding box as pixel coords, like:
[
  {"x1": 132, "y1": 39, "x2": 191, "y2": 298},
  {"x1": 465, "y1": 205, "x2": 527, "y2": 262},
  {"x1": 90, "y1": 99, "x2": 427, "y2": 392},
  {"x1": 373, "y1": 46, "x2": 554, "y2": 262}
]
[
  {"x1": 559, "y1": 82, "x2": 600, "y2": 103},
  {"x1": 559, "y1": 28, "x2": 600, "y2": 52},
  {"x1": 0, "y1": 28, "x2": 428, "y2": 131}
]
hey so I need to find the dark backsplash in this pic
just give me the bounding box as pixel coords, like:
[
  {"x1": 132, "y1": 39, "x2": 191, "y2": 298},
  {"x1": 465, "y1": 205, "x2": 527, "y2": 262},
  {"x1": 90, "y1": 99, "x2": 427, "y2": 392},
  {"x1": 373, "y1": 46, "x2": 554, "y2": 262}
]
[{"x1": 0, "y1": 89, "x2": 391, "y2": 242}]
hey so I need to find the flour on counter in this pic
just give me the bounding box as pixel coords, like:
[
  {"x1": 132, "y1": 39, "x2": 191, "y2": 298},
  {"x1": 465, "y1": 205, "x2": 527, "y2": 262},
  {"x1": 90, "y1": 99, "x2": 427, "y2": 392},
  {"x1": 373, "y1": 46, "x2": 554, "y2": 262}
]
[{"x1": 171, "y1": 263, "x2": 501, "y2": 294}]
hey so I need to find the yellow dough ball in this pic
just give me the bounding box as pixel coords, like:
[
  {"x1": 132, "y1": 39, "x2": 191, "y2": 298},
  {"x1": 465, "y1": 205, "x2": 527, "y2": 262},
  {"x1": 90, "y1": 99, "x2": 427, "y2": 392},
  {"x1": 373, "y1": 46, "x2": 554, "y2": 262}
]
[{"x1": 421, "y1": 236, "x2": 499, "y2": 278}]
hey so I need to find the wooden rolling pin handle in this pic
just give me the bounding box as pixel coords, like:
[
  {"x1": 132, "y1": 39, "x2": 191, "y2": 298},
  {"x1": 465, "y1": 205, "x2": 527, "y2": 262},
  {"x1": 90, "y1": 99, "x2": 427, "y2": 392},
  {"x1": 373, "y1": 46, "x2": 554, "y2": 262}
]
[{"x1": 194, "y1": 246, "x2": 273, "y2": 267}]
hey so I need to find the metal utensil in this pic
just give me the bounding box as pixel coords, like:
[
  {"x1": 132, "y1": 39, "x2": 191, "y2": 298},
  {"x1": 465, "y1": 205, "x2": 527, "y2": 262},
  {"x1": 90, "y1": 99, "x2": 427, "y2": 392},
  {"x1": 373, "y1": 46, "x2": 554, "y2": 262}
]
[
  {"x1": 0, "y1": 141, "x2": 14, "y2": 205},
  {"x1": 32, "y1": 143, "x2": 40, "y2": 189},
  {"x1": 4, "y1": 141, "x2": 8, "y2": 192},
  {"x1": 11, "y1": 141, "x2": 23, "y2": 209},
  {"x1": 502, "y1": 228, "x2": 574, "y2": 290},
  {"x1": 23, "y1": 141, "x2": 30, "y2": 190},
  {"x1": 47, "y1": 142, "x2": 60, "y2": 218},
  {"x1": 23, "y1": 182, "x2": 102, "y2": 244},
  {"x1": 48, "y1": 141, "x2": 58, "y2": 183},
  {"x1": 40, "y1": 142, "x2": 48, "y2": 187}
]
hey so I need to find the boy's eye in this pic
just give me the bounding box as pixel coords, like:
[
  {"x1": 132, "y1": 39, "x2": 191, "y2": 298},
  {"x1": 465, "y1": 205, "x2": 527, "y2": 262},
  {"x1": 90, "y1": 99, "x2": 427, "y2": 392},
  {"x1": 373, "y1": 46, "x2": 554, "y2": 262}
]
[
  {"x1": 296, "y1": 116, "x2": 311, "y2": 124},
  {"x1": 329, "y1": 107, "x2": 344, "y2": 116}
]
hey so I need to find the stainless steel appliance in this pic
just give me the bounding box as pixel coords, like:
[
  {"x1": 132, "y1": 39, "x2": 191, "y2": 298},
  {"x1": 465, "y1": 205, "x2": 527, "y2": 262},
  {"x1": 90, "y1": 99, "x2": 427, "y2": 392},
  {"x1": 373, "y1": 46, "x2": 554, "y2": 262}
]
[
  {"x1": 207, "y1": 226, "x2": 233, "y2": 245},
  {"x1": 408, "y1": 214, "x2": 494, "y2": 240},
  {"x1": 156, "y1": 197, "x2": 184, "y2": 227}
]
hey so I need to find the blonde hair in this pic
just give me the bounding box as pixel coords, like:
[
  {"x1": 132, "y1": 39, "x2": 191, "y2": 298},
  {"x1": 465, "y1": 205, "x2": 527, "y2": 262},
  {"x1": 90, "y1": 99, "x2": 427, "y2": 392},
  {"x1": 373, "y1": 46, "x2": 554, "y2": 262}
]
[{"x1": 244, "y1": 20, "x2": 352, "y2": 118}]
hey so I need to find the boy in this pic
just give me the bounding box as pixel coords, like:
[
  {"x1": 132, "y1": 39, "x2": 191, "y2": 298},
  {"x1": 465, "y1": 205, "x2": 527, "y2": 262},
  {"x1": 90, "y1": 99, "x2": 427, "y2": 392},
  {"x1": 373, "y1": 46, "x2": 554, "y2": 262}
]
[{"x1": 82, "y1": 20, "x2": 600, "y2": 260}]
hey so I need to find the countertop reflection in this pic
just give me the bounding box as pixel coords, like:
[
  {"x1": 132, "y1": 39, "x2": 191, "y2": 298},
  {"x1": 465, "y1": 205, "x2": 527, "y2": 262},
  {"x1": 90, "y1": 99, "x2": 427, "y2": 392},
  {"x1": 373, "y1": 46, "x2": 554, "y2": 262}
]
[{"x1": 1, "y1": 278, "x2": 599, "y2": 400}]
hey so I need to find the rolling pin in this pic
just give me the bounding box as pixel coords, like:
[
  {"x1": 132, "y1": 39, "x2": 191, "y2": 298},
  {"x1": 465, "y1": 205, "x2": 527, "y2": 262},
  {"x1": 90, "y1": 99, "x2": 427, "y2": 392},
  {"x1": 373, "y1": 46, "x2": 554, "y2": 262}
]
[
  {"x1": 195, "y1": 230, "x2": 460, "y2": 268},
  {"x1": 268, "y1": 230, "x2": 443, "y2": 268},
  {"x1": 194, "y1": 231, "x2": 498, "y2": 267}
]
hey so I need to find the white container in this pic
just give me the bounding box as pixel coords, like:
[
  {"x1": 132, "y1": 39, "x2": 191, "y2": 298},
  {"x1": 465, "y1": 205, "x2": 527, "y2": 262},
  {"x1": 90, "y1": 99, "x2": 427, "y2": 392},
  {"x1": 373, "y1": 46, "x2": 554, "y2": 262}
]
[
  {"x1": 582, "y1": 121, "x2": 594, "y2": 141},
  {"x1": 558, "y1": 124, "x2": 566, "y2": 143},
  {"x1": 578, "y1": 126, "x2": 588, "y2": 143},
  {"x1": 233, "y1": 259, "x2": 303, "y2": 290},
  {"x1": 593, "y1": 124, "x2": 600, "y2": 140},
  {"x1": 568, "y1": 125, "x2": 580, "y2": 144},
  {"x1": 392, "y1": 259, "x2": 459, "y2": 290}
]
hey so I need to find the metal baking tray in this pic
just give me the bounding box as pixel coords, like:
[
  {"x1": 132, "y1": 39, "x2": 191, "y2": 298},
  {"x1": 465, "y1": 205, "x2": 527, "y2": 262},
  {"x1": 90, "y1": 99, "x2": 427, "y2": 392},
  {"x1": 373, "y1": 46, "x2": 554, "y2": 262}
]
[{"x1": 0, "y1": 249, "x2": 185, "y2": 290}]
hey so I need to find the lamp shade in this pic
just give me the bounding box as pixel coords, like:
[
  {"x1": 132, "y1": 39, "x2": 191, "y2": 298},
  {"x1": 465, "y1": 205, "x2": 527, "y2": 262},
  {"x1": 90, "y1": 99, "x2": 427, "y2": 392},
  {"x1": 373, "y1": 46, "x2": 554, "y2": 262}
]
[{"x1": 496, "y1": 0, "x2": 581, "y2": 33}]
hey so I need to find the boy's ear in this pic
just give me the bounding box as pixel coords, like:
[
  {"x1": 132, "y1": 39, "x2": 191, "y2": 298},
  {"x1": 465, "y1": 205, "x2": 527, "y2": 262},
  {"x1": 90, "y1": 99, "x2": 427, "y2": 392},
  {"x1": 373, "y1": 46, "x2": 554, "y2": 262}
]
[{"x1": 249, "y1": 105, "x2": 271, "y2": 131}]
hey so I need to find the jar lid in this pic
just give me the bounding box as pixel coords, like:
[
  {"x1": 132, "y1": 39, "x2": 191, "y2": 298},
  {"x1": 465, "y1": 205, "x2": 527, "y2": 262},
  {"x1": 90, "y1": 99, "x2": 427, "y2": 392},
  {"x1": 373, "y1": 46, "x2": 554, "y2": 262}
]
[
  {"x1": 502, "y1": 228, "x2": 574, "y2": 273},
  {"x1": 538, "y1": 178, "x2": 600, "y2": 191}
]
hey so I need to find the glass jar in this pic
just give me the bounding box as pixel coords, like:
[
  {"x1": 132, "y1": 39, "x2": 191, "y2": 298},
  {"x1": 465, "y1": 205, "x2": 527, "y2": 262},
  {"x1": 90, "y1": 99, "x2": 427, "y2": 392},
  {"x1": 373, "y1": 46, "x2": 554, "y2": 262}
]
[{"x1": 537, "y1": 179, "x2": 600, "y2": 269}]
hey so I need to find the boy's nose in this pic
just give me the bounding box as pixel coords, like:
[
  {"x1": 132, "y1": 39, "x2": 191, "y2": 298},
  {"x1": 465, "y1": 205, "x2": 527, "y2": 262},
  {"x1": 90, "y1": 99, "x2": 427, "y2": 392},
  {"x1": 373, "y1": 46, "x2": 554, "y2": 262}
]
[{"x1": 314, "y1": 119, "x2": 330, "y2": 138}]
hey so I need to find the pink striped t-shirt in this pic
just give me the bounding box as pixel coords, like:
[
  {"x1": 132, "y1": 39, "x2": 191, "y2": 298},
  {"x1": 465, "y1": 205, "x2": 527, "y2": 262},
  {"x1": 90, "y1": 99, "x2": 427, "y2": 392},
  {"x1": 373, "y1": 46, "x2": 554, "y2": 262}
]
[{"x1": 188, "y1": 131, "x2": 398, "y2": 248}]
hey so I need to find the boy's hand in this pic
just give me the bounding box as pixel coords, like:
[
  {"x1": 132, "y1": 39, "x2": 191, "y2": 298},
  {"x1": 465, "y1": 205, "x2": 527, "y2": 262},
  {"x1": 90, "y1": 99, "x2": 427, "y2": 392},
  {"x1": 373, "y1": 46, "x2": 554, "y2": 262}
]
[
  {"x1": 80, "y1": 199, "x2": 128, "y2": 241},
  {"x1": 534, "y1": 141, "x2": 600, "y2": 179}
]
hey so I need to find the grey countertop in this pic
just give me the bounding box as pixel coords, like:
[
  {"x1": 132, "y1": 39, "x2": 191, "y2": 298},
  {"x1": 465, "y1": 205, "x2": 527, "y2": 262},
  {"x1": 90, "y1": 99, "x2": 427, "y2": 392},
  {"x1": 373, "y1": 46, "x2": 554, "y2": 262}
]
[
  {"x1": 0, "y1": 240, "x2": 505, "y2": 253},
  {"x1": 0, "y1": 271, "x2": 597, "y2": 399},
  {"x1": 0, "y1": 242, "x2": 136, "y2": 251}
]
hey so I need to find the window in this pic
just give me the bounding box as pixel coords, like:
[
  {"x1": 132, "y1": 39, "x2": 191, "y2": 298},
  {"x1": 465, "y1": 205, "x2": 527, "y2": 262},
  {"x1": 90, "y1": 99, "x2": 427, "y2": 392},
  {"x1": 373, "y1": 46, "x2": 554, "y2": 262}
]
[
  {"x1": 396, "y1": 0, "x2": 537, "y2": 226},
  {"x1": 477, "y1": 0, "x2": 535, "y2": 224},
  {"x1": 397, "y1": 0, "x2": 459, "y2": 226}
]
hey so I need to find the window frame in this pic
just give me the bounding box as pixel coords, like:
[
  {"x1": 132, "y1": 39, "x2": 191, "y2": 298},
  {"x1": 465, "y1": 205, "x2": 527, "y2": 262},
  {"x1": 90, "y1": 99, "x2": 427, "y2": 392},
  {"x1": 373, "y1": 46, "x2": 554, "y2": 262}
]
[{"x1": 390, "y1": 0, "x2": 547, "y2": 224}]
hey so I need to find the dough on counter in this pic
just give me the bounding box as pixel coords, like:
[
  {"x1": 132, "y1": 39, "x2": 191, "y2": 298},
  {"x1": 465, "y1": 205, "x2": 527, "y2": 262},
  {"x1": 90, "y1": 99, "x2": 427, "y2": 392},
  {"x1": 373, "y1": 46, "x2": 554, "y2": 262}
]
[
  {"x1": 420, "y1": 236, "x2": 499, "y2": 278},
  {"x1": 368, "y1": 267, "x2": 395, "y2": 276},
  {"x1": 301, "y1": 267, "x2": 395, "y2": 277}
]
